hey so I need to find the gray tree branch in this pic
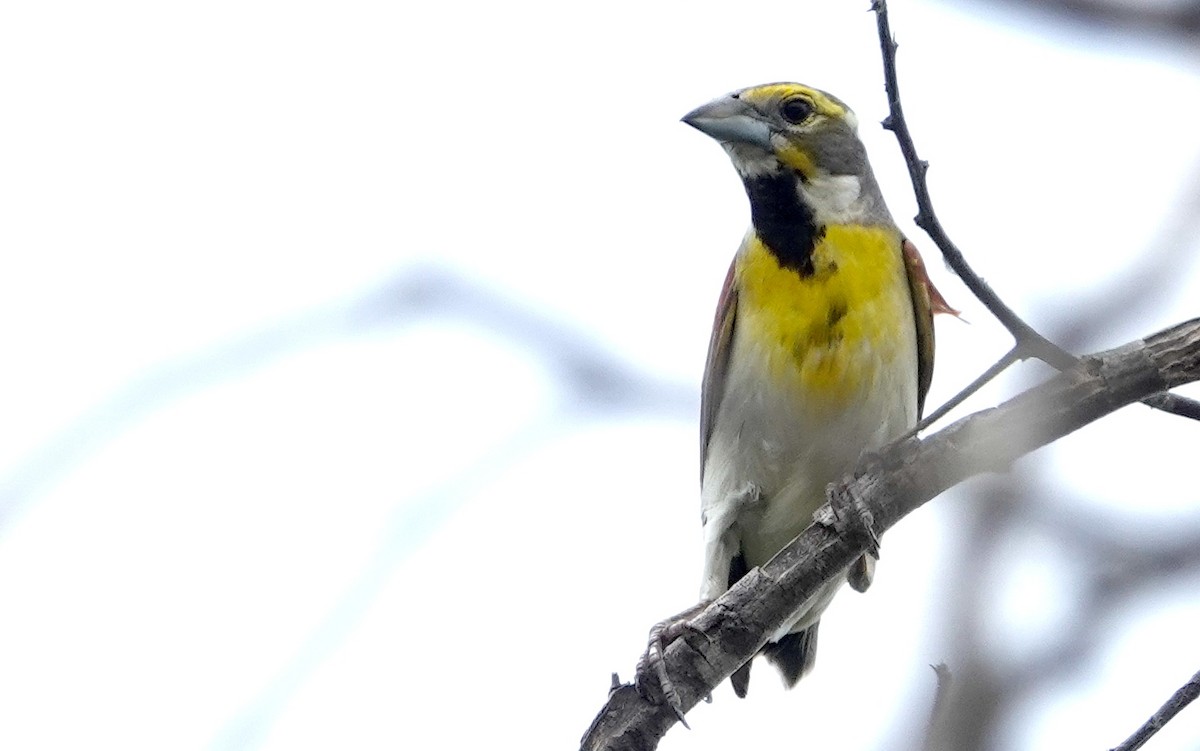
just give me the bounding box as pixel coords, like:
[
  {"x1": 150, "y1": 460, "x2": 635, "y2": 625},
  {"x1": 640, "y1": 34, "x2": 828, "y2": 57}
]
[
  {"x1": 579, "y1": 317, "x2": 1200, "y2": 751},
  {"x1": 1111, "y1": 668, "x2": 1200, "y2": 751}
]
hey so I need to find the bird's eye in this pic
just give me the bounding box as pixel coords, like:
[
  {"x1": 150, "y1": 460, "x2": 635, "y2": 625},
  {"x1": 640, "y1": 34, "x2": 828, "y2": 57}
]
[{"x1": 780, "y1": 97, "x2": 814, "y2": 124}]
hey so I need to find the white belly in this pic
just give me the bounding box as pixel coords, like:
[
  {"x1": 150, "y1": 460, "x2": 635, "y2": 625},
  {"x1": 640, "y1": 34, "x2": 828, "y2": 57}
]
[{"x1": 698, "y1": 319, "x2": 918, "y2": 633}]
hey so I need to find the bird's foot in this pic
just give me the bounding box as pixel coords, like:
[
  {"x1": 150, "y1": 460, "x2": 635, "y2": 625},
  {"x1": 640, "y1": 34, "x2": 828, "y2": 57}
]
[
  {"x1": 634, "y1": 601, "x2": 712, "y2": 727},
  {"x1": 824, "y1": 473, "x2": 882, "y2": 560}
]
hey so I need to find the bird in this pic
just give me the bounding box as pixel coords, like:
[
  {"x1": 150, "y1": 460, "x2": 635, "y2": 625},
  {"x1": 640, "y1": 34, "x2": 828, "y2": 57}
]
[{"x1": 651, "y1": 82, "x2": 954, "y2": 705}]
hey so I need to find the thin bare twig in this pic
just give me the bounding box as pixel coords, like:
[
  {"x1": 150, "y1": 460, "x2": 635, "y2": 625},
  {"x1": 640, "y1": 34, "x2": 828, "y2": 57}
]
[
  {"x1": 905, "y1": 346, "x2": 1020, "y2": 436},
  {"x1": 1110, "y1": 669, "x2": 1200, "y2": 751},
  {"x1": 871, "y1": 0, "x2": 1200, "y2": 423}
]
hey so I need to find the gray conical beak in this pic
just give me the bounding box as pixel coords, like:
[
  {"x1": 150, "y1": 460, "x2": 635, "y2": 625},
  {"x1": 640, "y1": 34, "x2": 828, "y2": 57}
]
[{"x1": 682, "y1": 96, "x2": 772, "y2": 150}]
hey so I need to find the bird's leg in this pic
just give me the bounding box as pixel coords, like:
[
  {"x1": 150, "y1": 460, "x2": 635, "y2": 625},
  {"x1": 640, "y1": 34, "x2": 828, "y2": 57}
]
[
  {"x1": 634, "y1": 600, "x2": 712, "y2": 726},
  {"x1": 637, "y1": 482, "x2": 761, "y2": 724},
  {"x1": 837, "y1": 447, "x2": 891, "y2": 592},
  {"x1": 824, "y1": 472, "x2": 882, "y2": 560}
]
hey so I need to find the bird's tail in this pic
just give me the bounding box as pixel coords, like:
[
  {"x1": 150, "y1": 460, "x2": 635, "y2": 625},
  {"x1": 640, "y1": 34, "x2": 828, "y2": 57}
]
[
  {"x1": 763, "y1": 623, "x2": 820, "y2": 688},
  {"x1": 730, "y1": 622, "x2": 820, "y2": 697}
]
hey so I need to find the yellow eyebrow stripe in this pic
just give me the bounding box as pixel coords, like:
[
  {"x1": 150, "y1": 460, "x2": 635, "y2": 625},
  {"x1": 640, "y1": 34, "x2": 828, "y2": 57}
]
[{"x1": 740, "y1": 83, "x2": 848, "y2": 120}]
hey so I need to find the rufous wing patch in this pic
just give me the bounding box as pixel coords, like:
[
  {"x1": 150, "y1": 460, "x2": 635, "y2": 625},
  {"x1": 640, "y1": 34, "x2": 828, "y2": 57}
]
[
  {"x1": 700, "y1": 257, "x2": 739, "y2": 481},
  {"x1": 902, "y1": 238, "x2": 959, "y2": 418},
  {"x1": 903, "y1": 239, "x2": 960, "y2": 318}
]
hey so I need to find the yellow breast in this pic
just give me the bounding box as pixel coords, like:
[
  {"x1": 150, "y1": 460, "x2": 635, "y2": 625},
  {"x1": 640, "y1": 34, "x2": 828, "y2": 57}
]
[{"x1": 736, "y1": 224, "x2": 914, "y2": 405}]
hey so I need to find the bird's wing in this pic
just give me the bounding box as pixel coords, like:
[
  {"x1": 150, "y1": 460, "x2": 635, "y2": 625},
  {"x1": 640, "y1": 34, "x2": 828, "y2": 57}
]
[
  {"x1": 902, "y1": 238, "x2": 958, "y2": 418},
  {"x1": 699, "y1": 257, "x2": 738, "y2": 482}
]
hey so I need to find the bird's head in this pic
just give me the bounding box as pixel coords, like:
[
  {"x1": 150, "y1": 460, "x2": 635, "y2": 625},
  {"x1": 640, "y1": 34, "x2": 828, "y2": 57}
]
[{"x1": 683, "y1": 82, "x2": 884, "y2": 223}]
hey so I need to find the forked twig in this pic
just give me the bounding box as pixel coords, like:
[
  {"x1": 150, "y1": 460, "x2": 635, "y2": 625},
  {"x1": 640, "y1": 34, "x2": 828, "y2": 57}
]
[{"x1": 871, "y1": 0, "x2": 1200, "y2": 423}]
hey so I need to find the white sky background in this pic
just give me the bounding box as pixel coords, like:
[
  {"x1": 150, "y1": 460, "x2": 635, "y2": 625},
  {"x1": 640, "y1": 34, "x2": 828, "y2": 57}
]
[{"x1": 2, "y1": 1, "x2": 1200, "y2": 749}]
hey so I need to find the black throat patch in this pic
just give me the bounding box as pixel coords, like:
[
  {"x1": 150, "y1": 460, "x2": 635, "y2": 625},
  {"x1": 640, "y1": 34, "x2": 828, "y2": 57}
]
[{"x1": 743, "y1": 172, "x2": 821, "y2": 276}]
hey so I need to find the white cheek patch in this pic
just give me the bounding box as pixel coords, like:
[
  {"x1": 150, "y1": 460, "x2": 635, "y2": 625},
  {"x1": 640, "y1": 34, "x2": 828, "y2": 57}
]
[{"x1": 798, "y1": 174, "x2": 864, "y2": 221}]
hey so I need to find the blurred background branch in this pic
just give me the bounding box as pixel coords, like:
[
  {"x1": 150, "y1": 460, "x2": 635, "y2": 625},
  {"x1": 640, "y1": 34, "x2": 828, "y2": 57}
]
[{"x1": 965, "y1": 0, "x2": 1200, "y2": 43}]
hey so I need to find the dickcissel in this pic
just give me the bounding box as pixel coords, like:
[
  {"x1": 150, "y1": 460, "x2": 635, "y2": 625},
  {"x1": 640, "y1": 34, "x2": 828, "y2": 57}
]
[{"x1": 680, "y1": 82, "x2": 953, "y2": 698}]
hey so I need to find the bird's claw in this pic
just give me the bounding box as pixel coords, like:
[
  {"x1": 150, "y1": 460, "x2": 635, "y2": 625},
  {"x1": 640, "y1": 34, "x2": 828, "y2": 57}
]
[
  {"x1": 634, "y1": 601, "x2": 711, "y2": 728},
  {"x1": 826, "y1": 474, "x2": 882, "y2": 559}
]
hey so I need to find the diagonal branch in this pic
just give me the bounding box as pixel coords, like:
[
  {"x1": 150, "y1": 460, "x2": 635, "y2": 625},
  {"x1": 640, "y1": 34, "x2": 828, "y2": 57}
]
[
  {"x1": 579, "y1": 317, "x2": 1200, "y2": 751},
  {"x1": 1110, "y1": 668, "x2": 1200, "y2": 751},
  {"x1": 871, "y1": 0, "x2": 1200, "y2": 423}
]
